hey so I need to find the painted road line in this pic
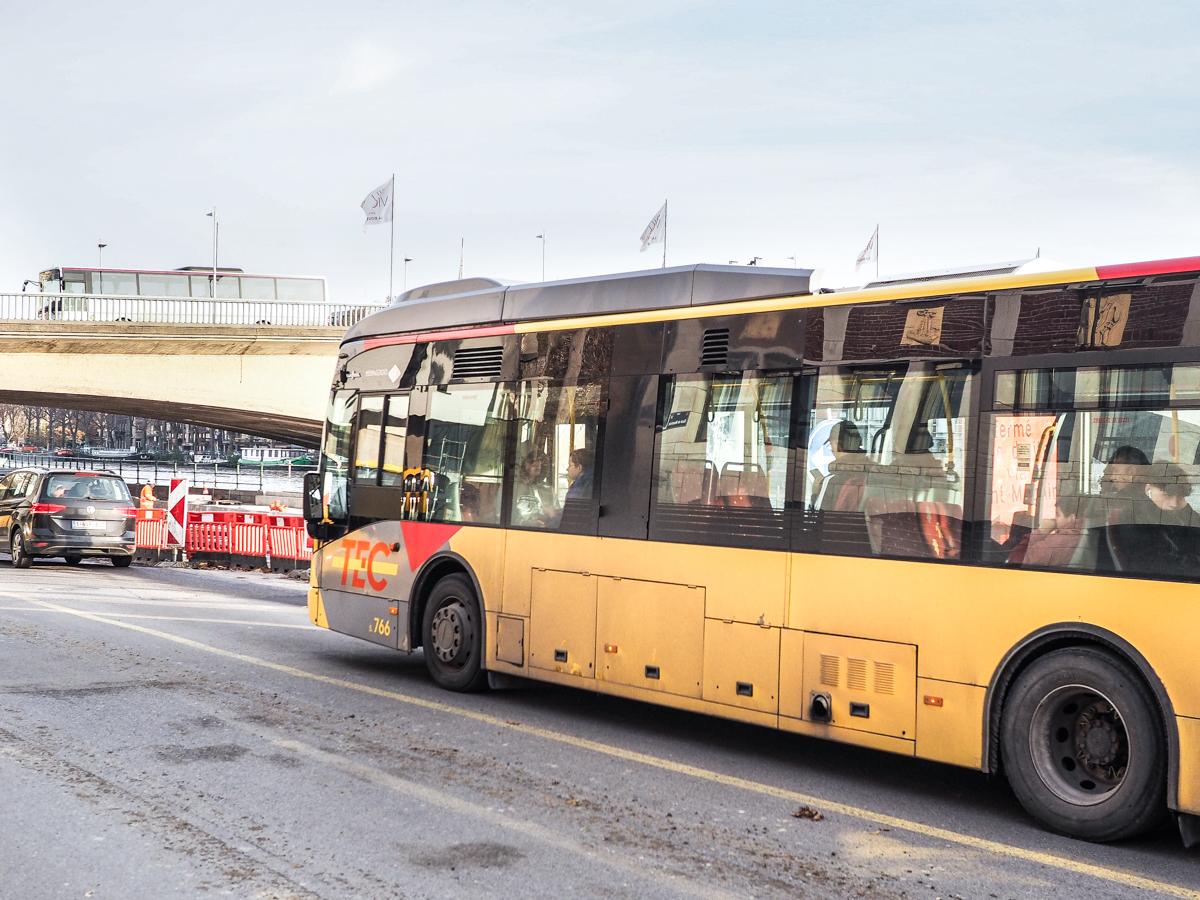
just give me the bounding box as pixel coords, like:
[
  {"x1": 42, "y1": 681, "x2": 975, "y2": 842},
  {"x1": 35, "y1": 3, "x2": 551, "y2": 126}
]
[
  {"x1": 0, "y1": 608, "x2": 310, "y2": 628},
  {"x1": 21, "y1": 597, "x2": 1200, "y2": 900},
  {"x1": 0, "y1": 594, "x2": 296, "y2": 612}
]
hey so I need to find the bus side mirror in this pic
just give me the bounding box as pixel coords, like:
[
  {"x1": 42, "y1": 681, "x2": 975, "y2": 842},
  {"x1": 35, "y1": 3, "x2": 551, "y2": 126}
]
[{"x1": 303, "y1": 471, "x2": 327, "y2": 541}]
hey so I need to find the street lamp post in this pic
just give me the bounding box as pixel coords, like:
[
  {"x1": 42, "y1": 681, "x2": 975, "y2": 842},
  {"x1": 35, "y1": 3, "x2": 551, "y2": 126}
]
[
  {"x1": 205, "y1": 208, "x2": 219, "y2": 297},
  {"x1": 535, "y1": 232, "x2": 546, "y2": 281},
  {"x1": 98, "y1": 242, "x2": 108, "y2": 270},
  {"x1": 402, "y1": 257, "x2": 413, "y2": 291}
]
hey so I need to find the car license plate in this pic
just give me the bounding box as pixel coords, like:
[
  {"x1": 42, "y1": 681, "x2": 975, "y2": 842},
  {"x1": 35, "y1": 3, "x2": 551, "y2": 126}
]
[{"x1": 72, "y1": 520, "x2": 106, "y2": 530}]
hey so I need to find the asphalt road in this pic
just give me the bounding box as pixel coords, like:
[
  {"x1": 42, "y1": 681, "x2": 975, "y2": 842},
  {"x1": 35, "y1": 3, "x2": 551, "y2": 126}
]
[{"x1": 0, "y1": 561, "x2": 1196, "y2": 899}]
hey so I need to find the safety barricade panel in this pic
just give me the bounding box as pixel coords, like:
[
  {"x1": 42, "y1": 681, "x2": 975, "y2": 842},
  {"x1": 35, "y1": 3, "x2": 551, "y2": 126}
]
[
  {"x1": 134, "y1": 508, "x2": 167, "y2": 561},
  {"x1": 231, "y1": 512, "x2": 269, "y2": 568},
  {"x1": 186, "y1": 511, "x2": 233, "y2": 566},
  {"x1": 266, "y1": 514, "x2": 309, "y2": 570}
]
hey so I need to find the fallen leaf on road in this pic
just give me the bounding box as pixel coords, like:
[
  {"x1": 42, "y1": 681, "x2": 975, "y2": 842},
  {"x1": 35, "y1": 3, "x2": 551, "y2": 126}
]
[{"x1": 791, "y1": 806, "x2": 824, "y2": 821}]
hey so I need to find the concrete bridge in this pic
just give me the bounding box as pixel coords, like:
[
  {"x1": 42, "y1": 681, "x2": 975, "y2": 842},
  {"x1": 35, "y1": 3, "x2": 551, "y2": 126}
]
[{"x1": 0, "y1": 293, "x2": 383, "y2": 445}]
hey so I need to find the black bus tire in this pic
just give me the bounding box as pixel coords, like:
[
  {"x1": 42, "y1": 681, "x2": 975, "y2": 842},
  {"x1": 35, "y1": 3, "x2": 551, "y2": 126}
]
[
  {"x1": 421, "y1": 573, "x2": 487, "y2": 692},
  {"x1": 1000, "y1": 646, "x2": 1167, "y2": 842}
]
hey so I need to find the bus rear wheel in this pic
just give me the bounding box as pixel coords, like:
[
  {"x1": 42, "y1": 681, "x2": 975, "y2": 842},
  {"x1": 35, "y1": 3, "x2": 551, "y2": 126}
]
[
  {"x1": 421, "y1": 573, "x2": 486, "y2": 692},
  {"x1": 1000, "y1": 647, "x2": 1166, "y2": 842}
]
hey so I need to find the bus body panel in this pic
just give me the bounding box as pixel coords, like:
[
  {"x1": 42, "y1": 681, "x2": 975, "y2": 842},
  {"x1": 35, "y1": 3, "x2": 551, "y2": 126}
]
[{"x1": 309, "y1": 258, "x2": 1200, "y2": 830}]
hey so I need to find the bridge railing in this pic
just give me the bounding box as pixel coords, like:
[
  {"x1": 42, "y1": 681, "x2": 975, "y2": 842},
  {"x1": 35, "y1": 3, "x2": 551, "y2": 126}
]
[
  {"x1": 2, "y1": 452, "x2": 313, "y2": 493},
  {"x1": 0, "y1": 291, "x2": 385, "y2": 328}
]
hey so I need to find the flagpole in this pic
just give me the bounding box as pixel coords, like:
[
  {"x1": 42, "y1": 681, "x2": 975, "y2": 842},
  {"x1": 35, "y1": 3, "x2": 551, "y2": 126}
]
[
  {"x1": 388, "y1": 174, "x2": 396, "y2": 301},
  {"x1": 875, "y1": 223, "x2": 879, "y2": 280},
  {"x1": 662, "y1": 198, "x2": 668, "y2": 269}
]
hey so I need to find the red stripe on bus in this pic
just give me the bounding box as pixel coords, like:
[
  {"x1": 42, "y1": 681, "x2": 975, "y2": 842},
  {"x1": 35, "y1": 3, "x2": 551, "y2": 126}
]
[
  {"x1": 362, "y1": 323, "x2": 515, "y2": 349},
  {"x1": 1095, "y1": 256, "x2": 1200, "y2": 279}
]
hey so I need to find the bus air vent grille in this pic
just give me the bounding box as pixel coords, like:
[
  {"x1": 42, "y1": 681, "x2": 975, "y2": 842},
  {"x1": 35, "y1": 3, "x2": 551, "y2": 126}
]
[
  {"x1": 452, "y1": 346, "x2": 503, "y2": 378},
  {"x1": 700, "y1": 328, "x2": 730, "y2": 367},
  {"x1": 874, "y1": 661, "x2": 895, "y2": 695},
  {"x1": 819, "y1": 654, "x2": 839, "y2": 687},
  {"x1": 847, "y1": 658, "x2": 868, "y2": 692}
]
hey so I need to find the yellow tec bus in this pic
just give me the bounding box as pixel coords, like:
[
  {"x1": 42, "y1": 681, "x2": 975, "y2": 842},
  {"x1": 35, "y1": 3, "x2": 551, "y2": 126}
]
[{"x1": 301, "y1": 258, "x2": 1200, "y2": 846}]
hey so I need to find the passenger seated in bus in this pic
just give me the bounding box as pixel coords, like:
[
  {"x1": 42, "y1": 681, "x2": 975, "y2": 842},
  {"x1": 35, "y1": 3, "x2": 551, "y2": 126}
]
[
  {"x1": 1107, "y1": 461, "x2": 1200, "y2": 575},
  {"x1": 512, "y1": 451, "x2": 557, "y2": 526},
  {"x1": 565, "y1": 448, "x2": 594, "y2": 501},
  {"x1": 459, "y1": 482, "x2": 482, "y2": 523},
  {"x1": 810, "y1": 420, "x2": 866, "y2": 512},
  {"x1": 1022, "y1": 489, "x2": 1090, "y2": 569},
  {"x1": 1099, "y1": 445, "x2": 1150, "y2": 525}
]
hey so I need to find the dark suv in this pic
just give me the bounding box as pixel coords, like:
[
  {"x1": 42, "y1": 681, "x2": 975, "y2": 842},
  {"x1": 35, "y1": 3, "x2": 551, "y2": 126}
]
[{"x1": 0, "y1": 468, "x2": 136, "y2": 568}]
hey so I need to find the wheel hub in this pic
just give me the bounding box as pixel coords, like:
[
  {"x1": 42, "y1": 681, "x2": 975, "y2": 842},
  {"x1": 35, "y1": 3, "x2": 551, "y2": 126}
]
[
  {"x1": 1030, "y1": 685, "x2": 1130, "y2": 805},
  {"x1": 430, "y1": 602, "x2": 465, "y2": 664},
  {"x1": 1078, "y1": 705, "x2": 1121, "y2": 765}
]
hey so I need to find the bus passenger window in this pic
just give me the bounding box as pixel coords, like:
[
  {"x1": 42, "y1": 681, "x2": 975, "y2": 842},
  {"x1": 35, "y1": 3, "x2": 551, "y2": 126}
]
[
  {"x1": 652, "y1": 373, "x2": 790, "y2": 548},
  {"x1": 353, "y1": 395, "x2": 384, "y2": 483},
  {"x1": 379, "y1": 395, "x2": 409, "y2": 487},
  {"x1": 803, "y1": 364, "x2": 972, "y2": 561},
  {"x1": 985, "y1": 363, "x2": 1200, "y2": 580},
  {"x1": 508, "y1": 381, "x2": 604, "y2": 533},
  {"x1": 423, "y1": 384, "x2": 513, "y2": 525}
]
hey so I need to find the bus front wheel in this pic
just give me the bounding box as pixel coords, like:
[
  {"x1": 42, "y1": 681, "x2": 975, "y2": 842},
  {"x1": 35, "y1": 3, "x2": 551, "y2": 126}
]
[
  {"x1": 1000, "y1": 646, "x2": 1166, "y2": 842},
  {"x1": 421, "y1": 573, "x2": 487, "y2": 692}
]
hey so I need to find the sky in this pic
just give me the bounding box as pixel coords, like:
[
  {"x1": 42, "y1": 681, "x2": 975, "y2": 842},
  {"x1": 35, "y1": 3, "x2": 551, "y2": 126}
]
[{"x1": 1, "y1": 0, "x2": 1197, "y2": 302}]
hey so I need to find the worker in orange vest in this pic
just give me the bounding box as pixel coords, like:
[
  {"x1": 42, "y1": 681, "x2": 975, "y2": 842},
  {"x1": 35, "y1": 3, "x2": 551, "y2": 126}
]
[{"x1": 139, "y1": 483, "x2": 155, "y2": 509}]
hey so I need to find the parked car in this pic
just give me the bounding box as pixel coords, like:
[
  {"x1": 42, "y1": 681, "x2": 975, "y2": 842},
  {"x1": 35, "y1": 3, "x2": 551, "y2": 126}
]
[
  {"x1": 54, "y1": 448, "x2": 74, "y2": 457},
  {"x1": 0, "y1": 468, "x2": 136, "y2": 567}
]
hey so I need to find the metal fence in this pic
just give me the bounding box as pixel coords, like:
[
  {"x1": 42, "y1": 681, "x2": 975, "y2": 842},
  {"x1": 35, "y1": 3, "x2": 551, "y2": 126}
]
[
  {"x1": 2, "y1": 453, "x2": 313, "y2": 494},
  {"x1": 0, "y1": 291, "x2": 384, "y2": 328}
]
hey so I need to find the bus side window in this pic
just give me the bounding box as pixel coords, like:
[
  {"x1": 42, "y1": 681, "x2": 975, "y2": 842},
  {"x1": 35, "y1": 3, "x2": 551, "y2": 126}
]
[
  {"x1": 651, "y1": 373, "x2": 791, "y2": 549},
  {"x1": 379, "y1": 395, "x2": 409, "y2": 487},
  {"x1": 508, "y1": 381, "x2": 604, "y2": 534},
  {"x1": 352, "y1": 395, "x2": 385, "y2": 484},
  {"x1": 423, "y1": 384, "x2": 513, "y2": 525},
  {"x1": 801, "y1": 364, "x2": 973, "y2": 561},
  {"x1": 985, "y1": 362, "x2": 1200, "y2": 579}
]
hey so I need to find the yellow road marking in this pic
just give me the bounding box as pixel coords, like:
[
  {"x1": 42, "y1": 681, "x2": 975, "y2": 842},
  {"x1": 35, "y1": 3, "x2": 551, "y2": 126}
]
[{"x1": 21, "y1": 597, "x2": 1200, "y2": 899}]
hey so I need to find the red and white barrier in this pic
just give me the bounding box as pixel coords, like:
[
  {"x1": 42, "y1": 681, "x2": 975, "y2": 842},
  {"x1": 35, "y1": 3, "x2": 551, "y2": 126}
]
[
  {"x1": 166, "y1": 478, "x2": 188, "y2": 547},
  {"x1": 134, "y1": 508, "x2": 167, "y2": 561},
  {"x1": 135, "y1": 497, "x2": 310, "y2": 569}
]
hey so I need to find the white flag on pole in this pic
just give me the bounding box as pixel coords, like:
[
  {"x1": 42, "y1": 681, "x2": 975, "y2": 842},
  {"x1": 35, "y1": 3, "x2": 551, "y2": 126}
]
[
  {"x1": 855, "y1": 225, "x2": 879, "y2": 271},
  {"x1": 361, "y1": 177, "x2": 394, "y2": 226},
  {"x1": 639, "y1": 201, "x2": 667, "y2": 252}
]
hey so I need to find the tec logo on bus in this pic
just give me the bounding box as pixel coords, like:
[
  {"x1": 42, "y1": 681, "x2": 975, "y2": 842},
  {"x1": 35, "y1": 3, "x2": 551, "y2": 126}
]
[{"x1": 338, "y1": 539, "x2": 396, "y2": 591}]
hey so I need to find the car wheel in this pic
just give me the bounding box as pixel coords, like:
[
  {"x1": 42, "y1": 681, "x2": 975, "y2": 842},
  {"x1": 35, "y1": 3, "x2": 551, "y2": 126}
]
[
  {"x1": 10, "y1": 531, "x2": 31, "y2": 569},
  {"x1": 421, "y1": 573, "x2": 487, "y2": 692},
  {"x1": 1000, "y1": 646, "x2": 1167, "y2": 842},
  {"x1": 111, "y1": 555, "x2": 133, "y2": 568},
  {"x1": 64, "y1": 554, "x2": 83, "y2": 566}
]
